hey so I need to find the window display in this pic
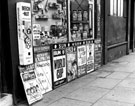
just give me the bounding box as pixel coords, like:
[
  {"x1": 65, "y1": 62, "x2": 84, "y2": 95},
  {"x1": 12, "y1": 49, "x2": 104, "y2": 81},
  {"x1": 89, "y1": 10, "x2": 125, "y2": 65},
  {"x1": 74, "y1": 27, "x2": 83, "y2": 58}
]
[
  {"x1": 31, "y1": 0, "x2": 68, "y2": 46},
  {"x1": 68, "y1": 0, "x2": 94, "y2": 41}
]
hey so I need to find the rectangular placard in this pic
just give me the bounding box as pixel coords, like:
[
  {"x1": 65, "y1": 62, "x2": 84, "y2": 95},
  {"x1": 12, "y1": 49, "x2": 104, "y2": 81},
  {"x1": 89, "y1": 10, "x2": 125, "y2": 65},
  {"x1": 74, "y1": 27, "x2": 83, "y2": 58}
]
[
  {"x1": 86, "y1": 41, "x2": 94, "y2": 73},
  {"x1": 34, "y1": 46, "x2": 52, "y2": 95},
  {"x1": 94, "y1": 42, "x2": 102, "y2": 69},
  {"x1": 16, "y1": 2, "x2": 33, "y2": 65},
  {"x1": 77, "y1": 42, "x2": 87, "y2": 77},
  {"x1": 19, "y1": 64, "x2": 43, "y2": 105},
  {"x1": 52, "y1": 44, "x2": 67, "y2": 88},
  {"x1": 66, "y1": 43, "x2": 77, "y2": 82}
]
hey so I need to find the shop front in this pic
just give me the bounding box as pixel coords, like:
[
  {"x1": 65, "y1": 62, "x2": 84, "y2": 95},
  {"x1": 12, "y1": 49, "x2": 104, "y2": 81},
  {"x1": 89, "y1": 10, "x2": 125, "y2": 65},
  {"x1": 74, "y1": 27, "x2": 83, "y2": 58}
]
[{"x1": 2, "y1": 0, "x2": 104, "y2": 105}]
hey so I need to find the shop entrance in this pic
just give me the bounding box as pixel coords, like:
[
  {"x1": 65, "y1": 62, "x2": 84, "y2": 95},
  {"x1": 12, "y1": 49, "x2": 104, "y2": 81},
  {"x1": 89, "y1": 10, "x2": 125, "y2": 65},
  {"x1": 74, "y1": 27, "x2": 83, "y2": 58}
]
[{"x1": 104, "y1": 0, "x2": 129, "y2": 63}]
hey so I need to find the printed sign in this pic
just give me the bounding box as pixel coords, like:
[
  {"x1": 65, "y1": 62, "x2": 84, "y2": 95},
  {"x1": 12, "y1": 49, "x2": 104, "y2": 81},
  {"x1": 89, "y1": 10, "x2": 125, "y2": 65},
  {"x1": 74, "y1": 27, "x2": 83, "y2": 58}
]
[
  {"x1": 52, "y1": 44, "x2": 67, "y2": 88},
  {"x1": 66, "y1": 43, "x2": 77, "y2": 82},
  {"x1": 34, "y1": 46, "x2": 52, "y2": 95},
  {"x1": 19, "y1": 64, "x2": 43, "y2": 105},
  {"x1": 77, "y1": 42, "x2": 87, "y2": 77},
  {"x1": 94, "y1": 42, "x2": 102, "y2": 69},
  {"x1": 16, "y1": 2, "x2": 33, "y2": 65},
  {"x1": 86, "y1": 41, "x2": 94, "y2": 73}
]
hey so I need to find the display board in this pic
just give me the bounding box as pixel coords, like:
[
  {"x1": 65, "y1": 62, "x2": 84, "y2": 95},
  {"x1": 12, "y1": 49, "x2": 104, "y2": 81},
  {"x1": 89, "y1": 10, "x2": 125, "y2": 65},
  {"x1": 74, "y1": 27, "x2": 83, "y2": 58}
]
[
  {"x1": 66, "y1": 42, "x2": 77, "y2": 82},
  {"x1": 16, "y1": 2, "x2": 33, "y2": 65},
  {"x1": 94, "y1": 40, "x2": 102, "y2": 69},
  {"x1": 31, "y1": 0, "x2": 68, "y2": 46},
  {"x1": 86, "y1": 40, "x2": 94, "y2": 73},
  {"x1": 52, "y1": 43, "x2": 67, "y2": 88},
  {"x1": 34, "y1": 46, "x2": 52, "y2": 95},
  {"x1": 68, "y1": 0, "x2": 94, "y2": 42},
  {"x1": 19, "y1": 64, "x2": 43, "y2": 105},
  {"x1": 77, "y1": 41, "x2": 87, "y2": 77}
]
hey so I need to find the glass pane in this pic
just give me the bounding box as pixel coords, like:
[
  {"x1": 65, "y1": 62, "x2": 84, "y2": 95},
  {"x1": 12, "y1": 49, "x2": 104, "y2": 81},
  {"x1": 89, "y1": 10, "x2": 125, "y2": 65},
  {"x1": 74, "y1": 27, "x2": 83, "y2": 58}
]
[
  {"x1": 121, "y1": 0, "x2": 123, "y2": 17},
  {"x1": 110, "y1": 0, "x2": 114, "y2": 15},
  {"x1": 118, "y1": 0, "x2": 121, "y2": 16},
  {"x1": 113, "y1": 0, "x2": 117, "y2": 16}
]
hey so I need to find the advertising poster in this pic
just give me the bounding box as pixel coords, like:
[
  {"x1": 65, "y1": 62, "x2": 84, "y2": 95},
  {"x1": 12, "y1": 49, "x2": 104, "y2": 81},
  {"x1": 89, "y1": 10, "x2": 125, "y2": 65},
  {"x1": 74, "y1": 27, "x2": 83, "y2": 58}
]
[
  {"x1": 77, "y1": 41, "x2": 87, "y2": 77},
  {"x1": 66, "y1": 43, "x2": 77, "y2": 82},
  {"x1": 19, "y1": 64, "x2": 43, "y2": 105},
  {"x1": 31, "y1": 0, "x2": 68, "y2": 46},
  {"x1": 52, "y1": 44, "x2": 67, "y2": 88},
  {"x1": 86, "y1": 40, "x2": 94, "y2": 73},
  {"x1": 16, "y1": 2, "x2": 33, "y2": 65},
  {"x1": 34, "y1": 46, "x2": 52, "y2": 95},
  {"x1": 94, "y1": 40, "x2": 102, "y2": 69}
]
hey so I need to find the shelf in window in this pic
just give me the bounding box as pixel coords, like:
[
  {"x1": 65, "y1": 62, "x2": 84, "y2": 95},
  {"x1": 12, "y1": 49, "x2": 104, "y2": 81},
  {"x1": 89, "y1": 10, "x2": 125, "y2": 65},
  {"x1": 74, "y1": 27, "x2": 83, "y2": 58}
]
[{"x1": 71, "y1": 20, "x2": 89, "y2": 24}]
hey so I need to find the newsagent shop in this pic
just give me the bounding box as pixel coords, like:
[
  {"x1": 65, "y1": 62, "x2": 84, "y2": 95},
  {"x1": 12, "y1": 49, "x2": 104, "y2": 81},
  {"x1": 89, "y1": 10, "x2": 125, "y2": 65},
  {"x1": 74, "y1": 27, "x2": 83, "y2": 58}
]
[{"x1": 0, "y1": 0, "x2": 133, "y2": 105}]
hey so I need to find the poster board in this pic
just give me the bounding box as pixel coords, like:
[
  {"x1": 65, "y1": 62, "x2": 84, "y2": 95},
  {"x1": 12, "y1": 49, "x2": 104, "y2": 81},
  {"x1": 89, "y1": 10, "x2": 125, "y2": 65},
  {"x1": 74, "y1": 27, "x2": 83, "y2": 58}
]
[
  {"x1": 86, "y1": 40, "x2": 94, "y2": 73},
  {"x1": 31, "y1": 0, "x2": 68, "y2": 46},
  {"x1": 77, "y1": 41, "x2": 87, "y2": 77},
  {"x1": 66, "y1": 42, "x2": 77, "y2": 82},
  {"x1": 34, "y1": 46, "x2": 52, "y2": 95},
  {"x1": 16, "y1": 2, "x2": 33, "y2": 65},
  {"x1": 52, "y1": 43, "x2": 67, "y2": 88},
  {"x1": 19, "y1": 64, "x2": 43, "y2": 105},
  {"x1": 94, "y1": 40, "x2": 102, "y2": 69}
]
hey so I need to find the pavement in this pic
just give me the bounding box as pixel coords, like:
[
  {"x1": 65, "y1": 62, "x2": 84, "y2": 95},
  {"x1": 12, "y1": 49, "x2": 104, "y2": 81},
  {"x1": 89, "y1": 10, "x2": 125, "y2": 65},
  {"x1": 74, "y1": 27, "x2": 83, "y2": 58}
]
[{"x1": 19, "y1": 52, "x2": 135, "y2": 106}]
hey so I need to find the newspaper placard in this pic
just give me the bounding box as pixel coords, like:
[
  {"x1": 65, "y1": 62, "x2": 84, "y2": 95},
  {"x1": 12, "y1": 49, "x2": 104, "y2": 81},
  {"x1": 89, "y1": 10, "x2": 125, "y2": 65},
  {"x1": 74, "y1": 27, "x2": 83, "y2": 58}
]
[
  {"x1": 52, "y1": 44, "x2": 67, "y2": 88},
  {"x1": 19, "y1": 64, "x2": 43, "y2": 105},
  {"x1": 66, "y1": 43, "x2": 77, "y2": 82},
  {"x1": 86, "y1": 41, "x2": 94, "y2": 73},
  {"x1": 94, "y1": 42, "x2": 102, "y2": 69},
  {"x1": 34, "y1": 46, "x2": 52, "y2": 95},
  {"x1": 77, "y1": 42, "x2": 87, "y2": 77},
  {"x1": 16, "y1": 2, "x2": 33, "y2": 65}
]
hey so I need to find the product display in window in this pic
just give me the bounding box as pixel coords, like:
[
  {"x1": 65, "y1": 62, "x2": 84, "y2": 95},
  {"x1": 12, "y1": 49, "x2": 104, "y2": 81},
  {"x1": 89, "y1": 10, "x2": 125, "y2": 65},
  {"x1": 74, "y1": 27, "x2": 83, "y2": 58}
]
[
  {"x1": 69, "y1": 0, "x2": 94, "y2": 42},
  {"x1": 66, "y1": 43, "x2": 77, "y2": 82},
  {"x1": 32, "y1": 0, "x2": 68, "y2": 46},
  {"x1": 52, "y1": 43, "x2": 67, "y2": 88}
]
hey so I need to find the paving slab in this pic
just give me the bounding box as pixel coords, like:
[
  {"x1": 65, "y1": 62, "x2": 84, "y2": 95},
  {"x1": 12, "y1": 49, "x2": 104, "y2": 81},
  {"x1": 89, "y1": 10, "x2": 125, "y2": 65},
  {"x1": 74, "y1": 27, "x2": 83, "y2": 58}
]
[
  {"x1": 33, "y1": 90, "x2": 67, "y2": 106},
  {"x1": 128, "y1": 73, "x2": 135, "y2": 78},
  {"x1": 92, "y1": 99, "x2": 134, "y2": 106},
  {"x1": 65, "y1": 87, "x2": 109, "y2": 103},
  {"x1": 107, "y1": 72, "x2": 130, "y2": 80},
  {"x1": 55, "y1": 76, "x2": 96, "y2": 94},
  {"x1": 103, "y1": 86, "x2": 135, "y2": 104},
  {"x1": 48, "y1": 98, "x2": 92, "y2": 106},
  {"x1": 84, "y1": 78, "x2": 121, "y2": 89},
  {"x1": 118, "y1": 78, "x2": 135, "y2": 88}
]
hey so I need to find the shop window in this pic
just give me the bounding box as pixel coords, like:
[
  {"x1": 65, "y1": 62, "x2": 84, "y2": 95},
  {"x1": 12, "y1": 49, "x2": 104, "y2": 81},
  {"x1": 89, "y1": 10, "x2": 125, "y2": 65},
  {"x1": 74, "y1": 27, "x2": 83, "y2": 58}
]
[{"x1": 110, "y1": 0, "x2": 123, "y2": 17}]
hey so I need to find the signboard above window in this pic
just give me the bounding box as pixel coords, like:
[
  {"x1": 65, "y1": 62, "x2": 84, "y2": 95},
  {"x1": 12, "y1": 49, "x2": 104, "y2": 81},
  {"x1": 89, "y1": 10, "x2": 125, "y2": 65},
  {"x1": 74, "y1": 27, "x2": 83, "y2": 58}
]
[{"x1": 110, "y1": 0, "x2": 123, "y2": 17}]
